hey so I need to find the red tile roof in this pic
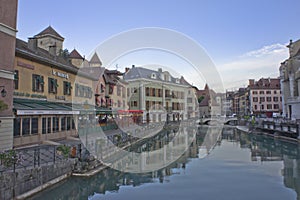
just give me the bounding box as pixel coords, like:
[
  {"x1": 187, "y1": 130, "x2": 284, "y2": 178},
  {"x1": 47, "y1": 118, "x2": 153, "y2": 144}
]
[{"x1": 69, "y1": 49, "x2": 84, "y2": 59}]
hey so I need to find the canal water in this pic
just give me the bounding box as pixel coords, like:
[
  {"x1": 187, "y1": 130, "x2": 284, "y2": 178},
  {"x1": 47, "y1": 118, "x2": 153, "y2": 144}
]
[{"x1": 30, "y1": 126, "x2": 299, "y2": 200}]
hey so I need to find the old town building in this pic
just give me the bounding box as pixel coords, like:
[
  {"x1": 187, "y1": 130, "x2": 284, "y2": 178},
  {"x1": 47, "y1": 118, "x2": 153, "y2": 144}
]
[
  {"x1": 0, "y1": 0, "x2": 18, "y2": 151},
  {"x1": 248, "y1": 78, "x2": 282, "y2": 117},
  {"x1": 280, "y1": 39, "x2": 300, "y2": 120},
  {"x1": 123, "y1": 66, "x2": 198, "y2": 123},
  {"x1": 13, "y1": 26, "x2": 97, "y2": 147}
]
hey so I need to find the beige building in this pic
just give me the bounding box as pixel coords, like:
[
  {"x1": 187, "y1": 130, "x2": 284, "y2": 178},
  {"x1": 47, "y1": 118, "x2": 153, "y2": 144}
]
[
  {"x1": 13, "y1": 26, "x2": 97, "y2": 147},
  {"x1": 280, "y1": 39, "x2": 300, "y2": 120},
  {"x1": 0, "y1": 0, "x2": 18, "y2": 151},
  {"x1": 123, "y1": 66, "x2": 198, "y2": 123}
]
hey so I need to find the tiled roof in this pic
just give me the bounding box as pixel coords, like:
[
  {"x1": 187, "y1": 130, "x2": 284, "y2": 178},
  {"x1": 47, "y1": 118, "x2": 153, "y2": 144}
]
[
  {"x1": 69, "y1": 49, "x2": 84, "y2": 59},
  {"x1": 80, "y1": 67, "x2": 105, "y2": 80},
  {"x1": 90, "y1": 53, "x2": 102, "y2": 66},
  {"x1": 15, "y1": 38, "x2": 97, "y2": 81},
  {"x1": 35, "y1": 26, "x2": 64, "y2": 40},
  {"x1": 248, "y1": 78, "x2": 280, "y2": 89}
]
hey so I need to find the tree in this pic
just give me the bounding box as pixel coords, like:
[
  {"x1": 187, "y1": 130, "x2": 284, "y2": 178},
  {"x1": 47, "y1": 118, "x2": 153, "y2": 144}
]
[{"x1": 198, "y1": 96, "x2": 205, "y2": 103}]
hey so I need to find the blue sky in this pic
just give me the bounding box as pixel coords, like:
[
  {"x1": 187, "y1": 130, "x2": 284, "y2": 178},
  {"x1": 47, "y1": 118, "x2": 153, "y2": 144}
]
[{"x1": 17, "y1": 0, "x2": 300, "y2": 90}]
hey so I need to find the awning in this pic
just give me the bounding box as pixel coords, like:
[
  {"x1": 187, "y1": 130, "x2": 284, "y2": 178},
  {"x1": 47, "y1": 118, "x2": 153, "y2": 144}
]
[{"x1": 13, "y1": 98, "x2": 97, "y2": 115}]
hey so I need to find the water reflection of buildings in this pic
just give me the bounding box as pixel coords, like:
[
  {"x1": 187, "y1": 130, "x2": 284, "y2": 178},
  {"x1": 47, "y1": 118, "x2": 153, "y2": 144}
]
[{"x1": 236, "y1": 129, "x2": 300, "y2": 199}]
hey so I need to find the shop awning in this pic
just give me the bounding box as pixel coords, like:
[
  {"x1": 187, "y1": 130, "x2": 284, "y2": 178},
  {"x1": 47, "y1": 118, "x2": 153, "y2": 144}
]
[{"x1": 13, "y1": 98, "x2": 97, "y2": 115}]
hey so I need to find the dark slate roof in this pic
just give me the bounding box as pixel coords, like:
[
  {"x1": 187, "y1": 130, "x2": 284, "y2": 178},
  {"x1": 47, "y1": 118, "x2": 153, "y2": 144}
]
[
  {"x1": 15, "y1": 38, "x2": 97, "y2": 81},
  {"x1": 123, "y1": 67, "x2": 190, "y2": 86},
  {"x1": 79, "y1": 67, "x2": 105, "y2": 80},
  {"x1": 69, "y1": 49, "x2": 84, "y2": 59},
  {"x1": 35, "y1": 26, "x2": 64, "y2": 41}
]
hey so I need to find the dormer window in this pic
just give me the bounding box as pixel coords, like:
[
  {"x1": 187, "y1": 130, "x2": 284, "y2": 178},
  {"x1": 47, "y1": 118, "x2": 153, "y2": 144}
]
[{"x1": 151, "y1": 73, "x2": 156, "y2": 79}]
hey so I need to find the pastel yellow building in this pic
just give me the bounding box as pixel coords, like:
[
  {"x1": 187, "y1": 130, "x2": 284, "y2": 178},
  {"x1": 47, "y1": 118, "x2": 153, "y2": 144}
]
[{"x1": 13, "y1": 27, "x2": 96, "y2": 147}]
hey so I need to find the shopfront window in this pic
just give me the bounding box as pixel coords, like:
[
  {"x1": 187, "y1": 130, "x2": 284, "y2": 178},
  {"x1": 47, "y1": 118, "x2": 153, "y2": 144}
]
[
  {"x1": 14, "y1": 118, "x2": 21, "y2": 136},
  {"x1": 42, "y1": 118, "x2": 47, "y2": 134},
  {"x1": 31, "y1": 117, "x2": 38, "y2": 134},
  {"x1": 52, "y1": 117, "x2": 59, "y2": 132},
  {"x1": 47, "y1": 117, "x2": 52, "y2": 133},
  {"x1": 61, "y1": 117, "x2": 66, "y2": 131},
  {"x1": 22, "y1": 118, "x2": 30, "y2": 135}
]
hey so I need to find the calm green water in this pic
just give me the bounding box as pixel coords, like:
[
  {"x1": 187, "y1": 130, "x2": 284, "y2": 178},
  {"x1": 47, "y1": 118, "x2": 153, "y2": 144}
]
[{"x1": 30, "y1": 127, "x2": 299, "y2": 200}]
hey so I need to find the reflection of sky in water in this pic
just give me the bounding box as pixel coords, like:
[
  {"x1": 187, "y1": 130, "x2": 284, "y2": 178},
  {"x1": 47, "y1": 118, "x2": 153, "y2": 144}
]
[{"x1": 32, "y1": 129, "x2": 298, "y2": 200}]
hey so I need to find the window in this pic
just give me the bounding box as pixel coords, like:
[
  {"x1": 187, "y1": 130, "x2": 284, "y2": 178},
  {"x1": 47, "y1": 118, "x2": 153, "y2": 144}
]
[
  {"x1": 261, "y1": 105, "x2": 265, "y2": 110},
  {"x1": 47, "y1": 117, "x2": 51, "y2": 133},
  {"x1": 67, "y1": 117, "x2": 71, "y2": 131},
  {"x1": 273, "y1": 97, "x2": 278, "y2": 102},
  {"x1": 31, "y1": 118, "x2": 38, "y2": 134},
  {"x1": 14, "y1": 70, "x2": 19, "y2": 90},
  {"x1": 75, "y1": 84, "x2": 92, "y2": 98},
  {"x1": 14, "y1": 118, "x2": 21, "y2": 136},
  {"x1": 52, "y1": 117, "x2": 59, "y2": 132},
  {"x1": 42, "y1": 118, "x2": 47, "y2": 134},
  {"x1": 146, "y1": 87, "x2": 150, "y2": 96},
  {"x1": 61, "y1": 117, "x2": 66, "y2": 131},
  {"x1": 274, "y1": 90, "x2": 277, "y2": 94},
  {"x1": 151, "y1": 73, "x2": 156, "y2": 79},
  {"x1": 252, "y1": 91, "x2": 258, "y2": 95},
  {"x1": 259, "y1": 97, "x2": 265, "y2": 102},
  {"x1": 100, "y1": 84, "x2": 105, "y2": 93},
  {"x1": 48, "y1": 78, "x2": 58, "y2": 94},
  {"x1": 253, "y1": 97, "x2": 258, "y2": 102},
  {"x1": 32, "y1": 74, "x2": 44, "y2": 92},
  {"x1": 274, "y1": 104, "x2": 279, "y2": 109},
  {"x1": 267, "y1": 104, "x2": 272, "y2": 109},
  {"x1": 259, "y1": 91, "x2": 264, "y2": 94},
  {"x1": 266, "y1": 97, "x2": 272, "y2": 102},
  {"x1": 22, "y1": 118, "x2": 30, "y2": 135},
  {"x1": 132, "y1": 87, "x2": 137, "y2": 93},
  {"x1": 266, "y1": 91, "x2": 271, "y2": 94},
  {"x1": 63, "y1": 81, "x2": 72, "y2": 95},
  {"x1": 158, "y1": 89, "x2": 162, "y2": 97},
  {"x1": 254, "y1": 105, "x2": 257, "y2": 110}
]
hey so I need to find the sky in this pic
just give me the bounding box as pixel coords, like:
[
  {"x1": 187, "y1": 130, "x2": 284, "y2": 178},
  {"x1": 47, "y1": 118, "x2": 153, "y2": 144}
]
[{"x1": 17, "y1": 0, "x2": 300, "y2": 91}]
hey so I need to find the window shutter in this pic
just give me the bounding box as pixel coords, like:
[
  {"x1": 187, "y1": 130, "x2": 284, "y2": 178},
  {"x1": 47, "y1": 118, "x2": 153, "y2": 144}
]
[{"x1": 32, "y1": 74, "x2": 36, "y2": 92}]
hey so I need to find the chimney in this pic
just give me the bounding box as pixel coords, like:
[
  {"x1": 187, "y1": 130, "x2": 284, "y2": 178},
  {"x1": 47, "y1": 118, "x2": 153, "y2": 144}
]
[
  {"x1": 28, "y1": 38, "x2": 37, "y2": 51},
  {"x1": 158, "y1": 68, "x2": 162, "y2": 73},
  {"x1": 125, "y1": 67, "x2": 130, "y2": 73},
  {"x1": 249, "y1": 79, "x2": 254, "y2": 86}
]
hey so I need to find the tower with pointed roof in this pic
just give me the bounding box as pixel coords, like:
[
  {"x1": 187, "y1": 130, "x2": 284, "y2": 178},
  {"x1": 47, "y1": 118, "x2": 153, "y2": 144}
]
[
  {"x1": 89, "y1": 52, "x2": 102, "y2": 67},
  {"x1": 34, "y1": 26, "x2": 64, "y2": 55},
  {"x1": 69, "y1": 49, "x2": 84, "y2": 68}
]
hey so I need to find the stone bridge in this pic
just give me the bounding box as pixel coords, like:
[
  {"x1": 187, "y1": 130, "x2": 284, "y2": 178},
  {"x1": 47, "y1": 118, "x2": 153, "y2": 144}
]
[{"x1": 198, "y1": 117, "x2": 238, "y2": 125}]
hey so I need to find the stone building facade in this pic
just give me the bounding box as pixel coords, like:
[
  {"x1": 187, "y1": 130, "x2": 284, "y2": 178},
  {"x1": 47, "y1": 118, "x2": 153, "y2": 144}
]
[{"x1": 280, "y1": 39, "x2": 300, "y2": 120}]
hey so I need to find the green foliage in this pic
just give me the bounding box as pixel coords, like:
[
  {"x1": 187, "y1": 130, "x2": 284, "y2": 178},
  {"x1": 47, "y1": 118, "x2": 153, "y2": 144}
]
[
  {"x1": 59, "y1": 48, "x2": 70, "y2": 59},
  {"x1": 57, "y1": 145, "x2": 71, "y2": 158},
  {"x1": 198, "y1": 96, "x2": 205, "y2": 103},
  {"x1": 0, "y1": 150, "x2": 18, "y2": 167}
]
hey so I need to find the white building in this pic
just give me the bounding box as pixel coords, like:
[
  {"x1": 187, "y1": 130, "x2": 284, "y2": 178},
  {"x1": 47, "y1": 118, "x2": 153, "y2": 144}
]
[{"x1": 123, "y1": 66, "x2": 198, "y2": 123}]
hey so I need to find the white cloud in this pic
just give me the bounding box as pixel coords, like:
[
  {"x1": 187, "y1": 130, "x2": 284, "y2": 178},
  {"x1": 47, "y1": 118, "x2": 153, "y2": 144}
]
[{"x1": 217, "y1": 43, "x2": 289, "y2": 90}]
